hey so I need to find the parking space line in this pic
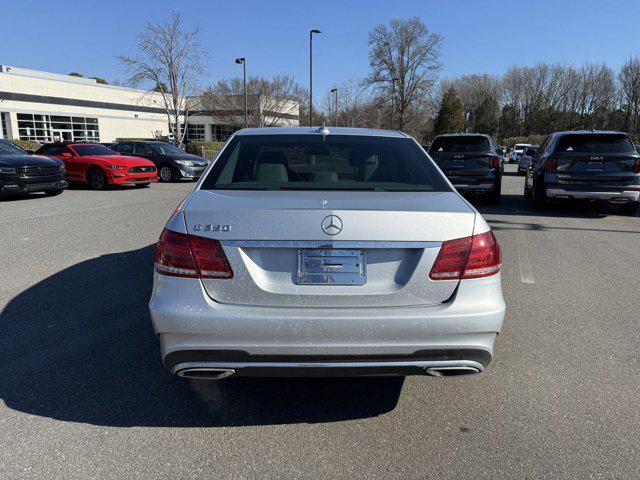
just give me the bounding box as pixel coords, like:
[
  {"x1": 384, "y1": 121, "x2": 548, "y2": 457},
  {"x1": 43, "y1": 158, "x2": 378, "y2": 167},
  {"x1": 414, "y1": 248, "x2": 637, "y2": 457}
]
[{"x1": 516, "y1": 231, "x2": 535, "y2": 284}]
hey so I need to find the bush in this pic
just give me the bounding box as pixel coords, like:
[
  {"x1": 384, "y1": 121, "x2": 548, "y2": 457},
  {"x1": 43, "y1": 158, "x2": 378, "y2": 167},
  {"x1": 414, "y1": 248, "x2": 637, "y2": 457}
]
[
  {"x1": 114, "y1": 138, "x2": 147, "y2": 142},
  {"x1": 10, "y1": 139, "x2": 41, "y2": 152},
  {"x1": 186, "y1": 141, "x2": 225, "y2": 159}
]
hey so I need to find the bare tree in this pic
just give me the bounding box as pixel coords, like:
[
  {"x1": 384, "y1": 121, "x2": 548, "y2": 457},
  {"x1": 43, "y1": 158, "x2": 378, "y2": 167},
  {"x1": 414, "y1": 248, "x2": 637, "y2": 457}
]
[
  {"x1": 202, "y1": 75, "x2": 305, "y2": 128},
  {"x1": 118, "y1": 12, "x2": 206, "y2": 144},
  {"x1": 367, "y1": 16, "x2": 443, "y2": 131},
  {"x1": 619, "y1": 57, "x2": 640, "y2": 137},
  {"x1": 321, "y1": 79, "x2": 371, "y2": 127}
]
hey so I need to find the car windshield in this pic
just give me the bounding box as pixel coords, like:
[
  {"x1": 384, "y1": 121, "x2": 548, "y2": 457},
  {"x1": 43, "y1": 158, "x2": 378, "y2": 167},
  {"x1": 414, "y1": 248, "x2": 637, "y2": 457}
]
[
  {"x1": 524, "y1": 148, "x2": 537, "y2": 156},
  {"x1": 0, "y1": 140, "x2": 27, "y2": 155},
  {"x1": 201, "y1": 134, "x2": 451, "y2": 192},
  {"x1": 149, "y1": 143, "x2": 184, "y2": 155},
  {"x1": 555, "y1": 134, "x2": 636, "y2": 154},
  {"x1": 429, "y1": 136, "x2": 490, "y2": 153},
  {"x1": 72, "y1": 144, "x2": 117, "y2": 156}
]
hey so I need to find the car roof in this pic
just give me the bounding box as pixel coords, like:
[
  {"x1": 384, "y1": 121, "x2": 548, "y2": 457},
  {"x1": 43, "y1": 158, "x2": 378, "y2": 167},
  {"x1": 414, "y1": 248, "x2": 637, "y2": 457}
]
[
  {"x1": 432, "y1": 133, "x2": 492, "y2": 139},
  {"x1": 234, "y1": 126, "x2": 410, "y2": 138},
  {"x1": 550, "y1": 130, "x2": 628, "y2": 137}
]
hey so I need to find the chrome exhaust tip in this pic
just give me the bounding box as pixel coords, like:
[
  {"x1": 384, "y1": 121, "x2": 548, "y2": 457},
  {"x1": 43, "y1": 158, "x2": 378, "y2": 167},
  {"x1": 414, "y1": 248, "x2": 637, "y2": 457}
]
[
  {"x1": 176, "y1": 368, "x2": 235, "y2": 380},
  {"x1": 425, "y1": 366, "x2": 481, "y2": 377}
]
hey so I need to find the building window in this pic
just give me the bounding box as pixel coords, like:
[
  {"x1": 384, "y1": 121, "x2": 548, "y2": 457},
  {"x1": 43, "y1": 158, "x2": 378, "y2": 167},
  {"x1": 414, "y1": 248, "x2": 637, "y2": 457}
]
[
  {"x1": 211, "y1": 124, "x2": 239, "y2": 142},
  {"x1": 0, "y1": 113, "x2": 8, "y2": 139},
  {"x1": 182, "y1": 123, "x2": 206, "y2": 141},
  {"x1": 17, "y1": 113, "x2": 99, "y2": 142}
]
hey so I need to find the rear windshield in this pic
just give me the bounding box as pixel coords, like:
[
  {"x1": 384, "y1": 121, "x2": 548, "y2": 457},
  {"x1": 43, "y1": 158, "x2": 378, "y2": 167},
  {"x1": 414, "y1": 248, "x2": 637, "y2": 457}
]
[
  {"x1": 429, "y1": 136, "x2": 490, "y2": 153},
  {"x1": 72, "y1": 144, "x2": 117, "y2": 156},
  {"x1": 524, "y1": 148, "x2": 537, "y2": 156},
  {"x1": 554, "y1": 134, "x2": 636, "y2": 154},
  {"x1": 201, "y1": 134, "x2": 450, "y2": 192}
]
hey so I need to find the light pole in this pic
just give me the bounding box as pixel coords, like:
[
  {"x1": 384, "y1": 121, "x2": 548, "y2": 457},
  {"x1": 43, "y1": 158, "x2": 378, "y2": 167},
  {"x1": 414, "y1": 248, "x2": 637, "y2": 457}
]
[
  {"x1": 309, "y1": 29, "x2": 321, "y2": 126},
  {"x1": 330, "y1": 87, "x2": 338, "y2": 126},
  {"x1": 235, "y1": 57, "x2": 247, "y2": 128}
]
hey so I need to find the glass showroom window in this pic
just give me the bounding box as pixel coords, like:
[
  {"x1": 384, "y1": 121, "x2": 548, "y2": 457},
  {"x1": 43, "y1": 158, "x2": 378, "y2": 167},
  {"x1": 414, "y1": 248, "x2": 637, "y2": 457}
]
[
  {"x1": 182, "y1": 123, "x2": 206, "y2": 141},
  {"x1": 17, "y1": 114, "x2": 100, "y2": 142},
  {"x1": 212, "y1": 124, "x2": 239, "y2": 142}
]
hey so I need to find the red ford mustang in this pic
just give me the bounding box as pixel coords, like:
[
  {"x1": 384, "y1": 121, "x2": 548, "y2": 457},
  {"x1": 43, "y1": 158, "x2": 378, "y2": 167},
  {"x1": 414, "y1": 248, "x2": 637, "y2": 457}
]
[{"x1": 35, "y1": 142, "x2": 157, "y2": 189}]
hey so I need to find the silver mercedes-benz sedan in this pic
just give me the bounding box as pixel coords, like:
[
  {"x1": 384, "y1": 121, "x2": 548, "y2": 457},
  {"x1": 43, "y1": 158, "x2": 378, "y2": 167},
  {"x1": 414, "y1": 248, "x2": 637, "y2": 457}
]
[{"x1": 149, "y1": 127, "x2": 505, "y2": 379}]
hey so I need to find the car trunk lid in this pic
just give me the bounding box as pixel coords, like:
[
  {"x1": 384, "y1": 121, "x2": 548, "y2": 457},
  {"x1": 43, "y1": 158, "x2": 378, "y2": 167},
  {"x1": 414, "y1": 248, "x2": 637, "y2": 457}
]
[{"x1": 183, "y1": 189, "x2": 476, "y2": 308}]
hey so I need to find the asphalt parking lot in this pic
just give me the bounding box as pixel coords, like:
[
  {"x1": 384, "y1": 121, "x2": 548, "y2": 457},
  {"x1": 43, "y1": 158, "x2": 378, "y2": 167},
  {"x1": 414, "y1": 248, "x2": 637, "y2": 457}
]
[{"x1": 1, "y1": 165, "x2": 639, "y2": 479}]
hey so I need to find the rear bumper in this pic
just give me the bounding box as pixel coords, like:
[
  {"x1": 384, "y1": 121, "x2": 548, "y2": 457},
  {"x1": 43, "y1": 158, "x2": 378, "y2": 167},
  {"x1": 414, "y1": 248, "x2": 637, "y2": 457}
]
[
  {"x1": 149, "y1": 273, "x2": 505, "y2": 377},
  {"x1": 547, "y1": 187, "x2": 640, "y2": 203},
  {"x1": 453, "y1": 182, "x2": 498, "y2": 194}
]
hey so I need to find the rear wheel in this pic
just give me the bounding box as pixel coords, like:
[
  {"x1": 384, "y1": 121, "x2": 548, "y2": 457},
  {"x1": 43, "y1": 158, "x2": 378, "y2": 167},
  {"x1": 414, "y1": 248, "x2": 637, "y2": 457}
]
[
  {"x1": 618, "y1": 202, "x2": 639, "y2": 216},
  {"x1": 87, "y1": 168, "x2": 107, "y2": 190},
  {"x1": 44, "y1": 188, "x2": 64, "y2": 197},
  {"x1": 531, "y1": 179, "x2": 547, "y2": 210},
  {"x1": 159, "y1": 166, "x2": 176, "y2": 182},
  {"x1": 487, "y1": 182, "x2": 501, "y2": 204}
]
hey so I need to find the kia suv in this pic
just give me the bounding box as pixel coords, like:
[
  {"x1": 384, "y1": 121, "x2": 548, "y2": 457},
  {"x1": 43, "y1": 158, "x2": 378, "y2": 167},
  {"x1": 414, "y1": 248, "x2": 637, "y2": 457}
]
[
  {"x1": 0, "y1": 139, "x2": 68, "y2": 197},
  {"x1": 524, "y1": 131, "x2": 640, "y2": 215},
  {"x1": 428, "y1": 133, "x2": 502, "y2": 203},
  {"x1": 149, "y1": 127, "x2": 505, "y2": 379},
  {"x1": 114, "y1": 141, "x2": 209, "y2": 182}
]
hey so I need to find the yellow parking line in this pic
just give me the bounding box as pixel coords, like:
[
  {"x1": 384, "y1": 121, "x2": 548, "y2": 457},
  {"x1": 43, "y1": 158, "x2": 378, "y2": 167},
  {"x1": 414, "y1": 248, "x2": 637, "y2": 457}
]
[{"x1": 516, "y1": 231, "x2": 535, "y2": 284}]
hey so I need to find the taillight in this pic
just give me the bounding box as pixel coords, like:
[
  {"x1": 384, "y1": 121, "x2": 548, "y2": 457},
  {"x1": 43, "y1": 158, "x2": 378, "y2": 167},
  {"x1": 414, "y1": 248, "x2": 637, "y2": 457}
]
[
  {"x1": 429, "y1": 231, "x2": 501, "y2": 280},
  {"x1": 634, "y1": 158, "x2": 640, "y2": 174},
  {"x1": 490, "y1": 156, "x2": 500, "y2": 169},
  {"x1": 154, "y1": 229, "x2": 233, "y2": 279},
  {"x1": 545, "y1": 157, "x2": 558, "y2": 172}
]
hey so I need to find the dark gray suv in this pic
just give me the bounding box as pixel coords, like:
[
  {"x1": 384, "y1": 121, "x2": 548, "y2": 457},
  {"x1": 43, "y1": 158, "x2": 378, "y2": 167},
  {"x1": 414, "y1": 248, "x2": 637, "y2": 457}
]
[
  {"x1": 428, "y1": 133, "x2": 502, "y2": 204},
  {"x1": 524, "y1": 131, "x2": 640, "y2": 215}
]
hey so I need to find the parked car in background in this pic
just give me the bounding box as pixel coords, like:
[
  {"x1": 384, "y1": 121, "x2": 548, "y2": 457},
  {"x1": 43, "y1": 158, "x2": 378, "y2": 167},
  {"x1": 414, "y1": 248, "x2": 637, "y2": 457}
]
[
  {"x1": 100, "y1": 142, "x2": 119, "y2": 150},
  {"x1": 510, "y1": 143, "x2": 531, "y2": 164},
  {"x1": 114, "y1": 141, "x2": 209, "y2": 182},
  {"x1": 0, "y1": 139, "x2": 68, "y2": 197},
  {"x1": 149, "y1": 127, "x2": 505, "y2": 379},
  {"x1": 517, "y1": 146, "x2": 539, "y2": 175},
  {"x1": 428, "y1": 133, "x2": 502, "y2": 203},
  {"x1": 35, "y1": 142, "x2": 157, "y2": 190},
  {"x1": 524, "y1": 131, "x2": 640, "y2": 215},
  {"x1": 495, "y1": 145, "x2": 506, "y2": 171}
]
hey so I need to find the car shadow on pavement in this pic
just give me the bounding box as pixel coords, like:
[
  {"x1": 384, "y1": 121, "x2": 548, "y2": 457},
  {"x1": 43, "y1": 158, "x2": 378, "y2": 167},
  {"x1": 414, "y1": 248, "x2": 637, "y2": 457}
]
[{"x1": 0, "y1": 245, "x2": 403, "y2": 427}]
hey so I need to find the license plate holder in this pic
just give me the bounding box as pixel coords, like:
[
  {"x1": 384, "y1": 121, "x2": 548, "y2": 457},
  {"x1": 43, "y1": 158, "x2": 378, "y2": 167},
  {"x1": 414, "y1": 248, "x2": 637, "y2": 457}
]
[{"x1": 296, "y1": 249, "x2": 366, "y2": 285}]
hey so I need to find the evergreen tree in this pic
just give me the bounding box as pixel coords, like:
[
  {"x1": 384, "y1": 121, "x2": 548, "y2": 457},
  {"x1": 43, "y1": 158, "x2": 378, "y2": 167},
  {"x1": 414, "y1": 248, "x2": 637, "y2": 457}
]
[{"x1": 433, "y1": 87, "x2": 465, "y2": 135}]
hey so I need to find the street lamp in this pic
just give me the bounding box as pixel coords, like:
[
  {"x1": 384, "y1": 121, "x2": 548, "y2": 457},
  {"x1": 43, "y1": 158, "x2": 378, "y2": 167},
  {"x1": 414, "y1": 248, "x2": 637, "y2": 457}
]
[
  {"x1": 235, "y1": 57, "x2": 247, "y2": 128},
  {"x1": 309, "y1": 29, "x2": 321, "y2": 126},
  {"x1": 330, "y1": 87, "x2": 338, "y2": 126}
]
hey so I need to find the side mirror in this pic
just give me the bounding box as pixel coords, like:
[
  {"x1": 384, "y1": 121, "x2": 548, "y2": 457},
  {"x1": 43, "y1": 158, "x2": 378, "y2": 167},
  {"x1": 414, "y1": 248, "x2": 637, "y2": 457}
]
[{"x1": 62, "y1": 152, "x2": 73, "y2": 158}]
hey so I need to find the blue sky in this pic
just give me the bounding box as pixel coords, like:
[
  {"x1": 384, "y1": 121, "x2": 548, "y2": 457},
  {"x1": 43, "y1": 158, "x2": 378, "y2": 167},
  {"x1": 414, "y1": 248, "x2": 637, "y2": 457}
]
[{"x1": 2, "y1": 0, "x2": 639, "y2": 97}]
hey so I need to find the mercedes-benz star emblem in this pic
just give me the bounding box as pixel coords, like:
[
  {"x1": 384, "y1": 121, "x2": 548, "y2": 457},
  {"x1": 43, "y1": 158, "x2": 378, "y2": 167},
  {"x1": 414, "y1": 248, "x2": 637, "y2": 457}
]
[{"x1": 321, "y1": 215, "x2": 343, "y2": 235}]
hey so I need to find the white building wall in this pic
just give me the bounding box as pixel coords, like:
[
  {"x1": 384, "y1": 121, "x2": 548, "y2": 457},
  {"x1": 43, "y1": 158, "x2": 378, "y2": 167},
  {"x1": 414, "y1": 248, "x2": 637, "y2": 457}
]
[{"x1": 0, "y1": 66, "x2": 171, "y2": 142}]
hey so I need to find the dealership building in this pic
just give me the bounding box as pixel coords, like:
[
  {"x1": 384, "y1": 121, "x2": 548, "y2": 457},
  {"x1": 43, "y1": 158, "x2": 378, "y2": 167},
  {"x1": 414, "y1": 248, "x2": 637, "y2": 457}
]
[{"x1": 0, "y1": 65, "x2": 299, "y2": 144}]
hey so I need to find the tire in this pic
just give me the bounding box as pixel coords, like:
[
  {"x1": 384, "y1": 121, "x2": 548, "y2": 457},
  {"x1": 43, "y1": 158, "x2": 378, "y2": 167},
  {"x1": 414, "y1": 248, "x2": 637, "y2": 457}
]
[
  {"x1": 134, "y1": 183, "x2": 151, "y2": 188},
  {"x1": 531, "y1": 179, "x2": 547, "y2": 210},
  {"x1": 44, "y1": 188, "x2": 64, "y2": 197},
  {"x1": 618, "y1": 202, "x2": 639, "y2": 216},
  {"x1": 487, "y1": 182, "x2": 501, "y2": 204},
  {"x1": 87, "y1": 168, "x2": 108, "y2": 190},
  {"x1": 158, "y1": 166, "x2": 176, "y2": 182}
]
